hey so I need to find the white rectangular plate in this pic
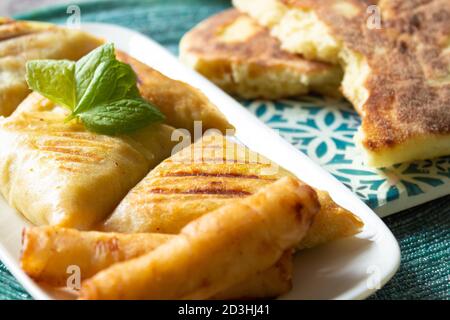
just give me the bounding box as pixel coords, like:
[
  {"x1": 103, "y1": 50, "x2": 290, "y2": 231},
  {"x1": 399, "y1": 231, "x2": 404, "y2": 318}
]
[{"x1": 0, "y1": 23, "x2": 400, "y2": 300}]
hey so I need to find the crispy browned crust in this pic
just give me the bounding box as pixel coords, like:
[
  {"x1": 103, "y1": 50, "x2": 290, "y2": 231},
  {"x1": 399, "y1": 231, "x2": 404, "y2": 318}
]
[
  {"x1": 116, "y1": 50, "x2": 232, "y2": 134},
  {"x1": 183, "y1": 9, "x2": 334, "y2": 76},
  {"x1": 281, "y1": 0, "x2": 450, "y2": 151}
]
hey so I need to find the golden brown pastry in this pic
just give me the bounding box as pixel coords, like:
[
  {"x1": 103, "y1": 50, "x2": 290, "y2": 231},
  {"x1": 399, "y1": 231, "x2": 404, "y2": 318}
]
[
  {"x1": 0, "y1": 18, "x2": 232, "y2": 133},
  {"x1": 116, "y1": 51, "x2": 233, "y2": 134},
  {"x1": 179, "y1": 9, "x2": 342, "y2": 99},
  {"x1": 212, "y1": 251, "x2": 293, "y2": 300},
  {"x1": 103, "y1": 133, "x2": 363, "y2": 248},
  {"x1": 0, "y1": 93, "x2": 176, "y2": 228},
  {"x1": 79, "y1": 176, "x2": 319, "y2": 299},
  {"x1": 21, "y1": 227, "x2": 172, "y2": 286},
  {"x1": 0, "y1": 19, "x2": 103, "y2": 116},
  {"x1": 21, "y1": 226, "x2": 293, "y2": 299},
  {"x1": 234, "y1": 0, "x2": 450, "y2": 167}
]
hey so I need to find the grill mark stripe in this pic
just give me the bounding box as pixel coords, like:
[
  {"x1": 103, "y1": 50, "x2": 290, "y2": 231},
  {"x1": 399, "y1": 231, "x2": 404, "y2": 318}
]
[
  {"x1": 54, "y1": 156, "x2": 99, "y2": 164},
  {"x1": 25, "y1": 128, "x2": 121, "y2": 147},
  {"x1": 41, "y1": 138, "x2": 114, "y2": 149},
  {"x1": 21, "y1": 130, "x2": 112, "y2": 144},
  {"x1": 158, "y1": 171, "x2": 275, "y2": 180},
  {"x1": 37, "y1": 146, "x2": 104, "y2": 162},
  {"x1": 51, "y1": 132, "x2": 109, "y2": 141},
  {"x1": 166, "y1": 158, "x2": 270, "y2": 165},
  {"x1": 147, "y1": 187, "x2": 252, "y2": 196},
  {"x1": 133, "y1": 194, "x2": 241, "y2": 205}
]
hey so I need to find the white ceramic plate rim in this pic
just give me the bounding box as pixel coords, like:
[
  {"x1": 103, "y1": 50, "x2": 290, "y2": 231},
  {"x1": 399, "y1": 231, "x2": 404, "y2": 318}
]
[{"x1": 0, "y1": 22, "x2": 400, "y2": 300}]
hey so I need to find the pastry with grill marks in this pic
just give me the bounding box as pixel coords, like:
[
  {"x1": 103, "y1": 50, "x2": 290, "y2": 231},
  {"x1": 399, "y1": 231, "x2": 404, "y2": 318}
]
[
  {"x1": 0, "y1": 93, "x2": 176, "y2": 229},
  {"x1": 103, "y1": 133, "x2": 363, "y2": 249}
]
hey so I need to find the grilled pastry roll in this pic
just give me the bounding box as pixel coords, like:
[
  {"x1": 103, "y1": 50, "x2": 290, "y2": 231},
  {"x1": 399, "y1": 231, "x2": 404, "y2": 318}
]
[
  {"x1": 0, "y1": 93, "x2": 176, "y2": 228},
  {"x1": 0, "y1": 19, "x2": 103, "y2": 116},
  {"x1": 104, "y1": 133, "x2": 363, "y2": 248}
]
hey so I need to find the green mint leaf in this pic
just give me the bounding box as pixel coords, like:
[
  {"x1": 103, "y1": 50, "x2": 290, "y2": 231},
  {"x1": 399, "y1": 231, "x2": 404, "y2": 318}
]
[
  {"x1": 26, "y1": 60, "x2": 76, "y2": 110},
  {"x1": 75, "y1": 43, "x2": 115, "y2": 106},
  {"x1": 74, "y1": 59, "x2": 138, "y2": 114},
  {"x1": 25, "y1": 43, "x2": 166, "y2": 136},
  {"x1": 78, "y1": 98, "x2": 165, "y2": 135},
  {"x1": 110, "y1": 63, "x2": 140, "y2": 100}
]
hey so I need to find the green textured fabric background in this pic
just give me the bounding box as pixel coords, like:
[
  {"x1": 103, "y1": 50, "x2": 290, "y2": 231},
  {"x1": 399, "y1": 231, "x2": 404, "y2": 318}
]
[{"x1": 1, "y1": 0, "x2": 448, "y2": 300}]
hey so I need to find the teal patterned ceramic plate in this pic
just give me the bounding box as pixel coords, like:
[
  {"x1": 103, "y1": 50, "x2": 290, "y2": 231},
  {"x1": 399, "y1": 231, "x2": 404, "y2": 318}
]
[{"x1": 242, "y1": 97, "x2": 450, "y2": 217}]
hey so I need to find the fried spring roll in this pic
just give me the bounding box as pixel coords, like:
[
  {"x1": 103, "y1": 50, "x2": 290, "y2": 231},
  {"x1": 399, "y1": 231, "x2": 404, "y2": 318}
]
[
  {"x1": 21, "y1": 226, "x2": 293, "y2": 299},
  {"x1": 212, "y1": 250, "x2": 293, "y2": 300},
  {"x1": 21, "y1": 227, "x2": 172, "y2": 286},
  {"x1": 79, "y1": 176, "x2": 320, "y2": 299},
  {"x1": 298, "y1": 190, "x2": 364, "y2": 250}
]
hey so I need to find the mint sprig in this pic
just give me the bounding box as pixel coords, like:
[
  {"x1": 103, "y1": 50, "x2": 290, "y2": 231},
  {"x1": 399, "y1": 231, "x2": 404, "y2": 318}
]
[
  {"x1": 79, "y1": 98, "x2": 165, "y2": 135},
  {"x1": 25, "y1": 43, "x2": 165, "y2": 135}
]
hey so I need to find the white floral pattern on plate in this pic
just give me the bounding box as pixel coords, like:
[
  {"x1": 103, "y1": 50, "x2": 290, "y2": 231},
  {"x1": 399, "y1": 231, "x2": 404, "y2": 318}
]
[{"x1": 243, "y1": 97, "x2": 450, "y2": 217}]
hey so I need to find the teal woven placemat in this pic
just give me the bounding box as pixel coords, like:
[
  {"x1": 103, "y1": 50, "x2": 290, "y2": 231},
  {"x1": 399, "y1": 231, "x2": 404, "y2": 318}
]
[{"x1": 1, "y1": 0, "x2": 448, "y2": 300}]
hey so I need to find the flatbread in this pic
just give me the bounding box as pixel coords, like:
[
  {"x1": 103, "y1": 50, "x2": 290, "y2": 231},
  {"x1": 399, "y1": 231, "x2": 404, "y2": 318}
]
[
  {"x1": 180, "y1": 9, "x2": 342, "y2": 99},
  {"x1": 234, "y1": 0, "x2": 450, "y2": 167}
]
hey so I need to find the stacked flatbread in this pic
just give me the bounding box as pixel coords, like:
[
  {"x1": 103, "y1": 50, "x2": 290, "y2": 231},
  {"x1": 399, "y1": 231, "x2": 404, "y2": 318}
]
[{"x1": 181, "y1": 0, "x2": 450, "y2": 168}]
